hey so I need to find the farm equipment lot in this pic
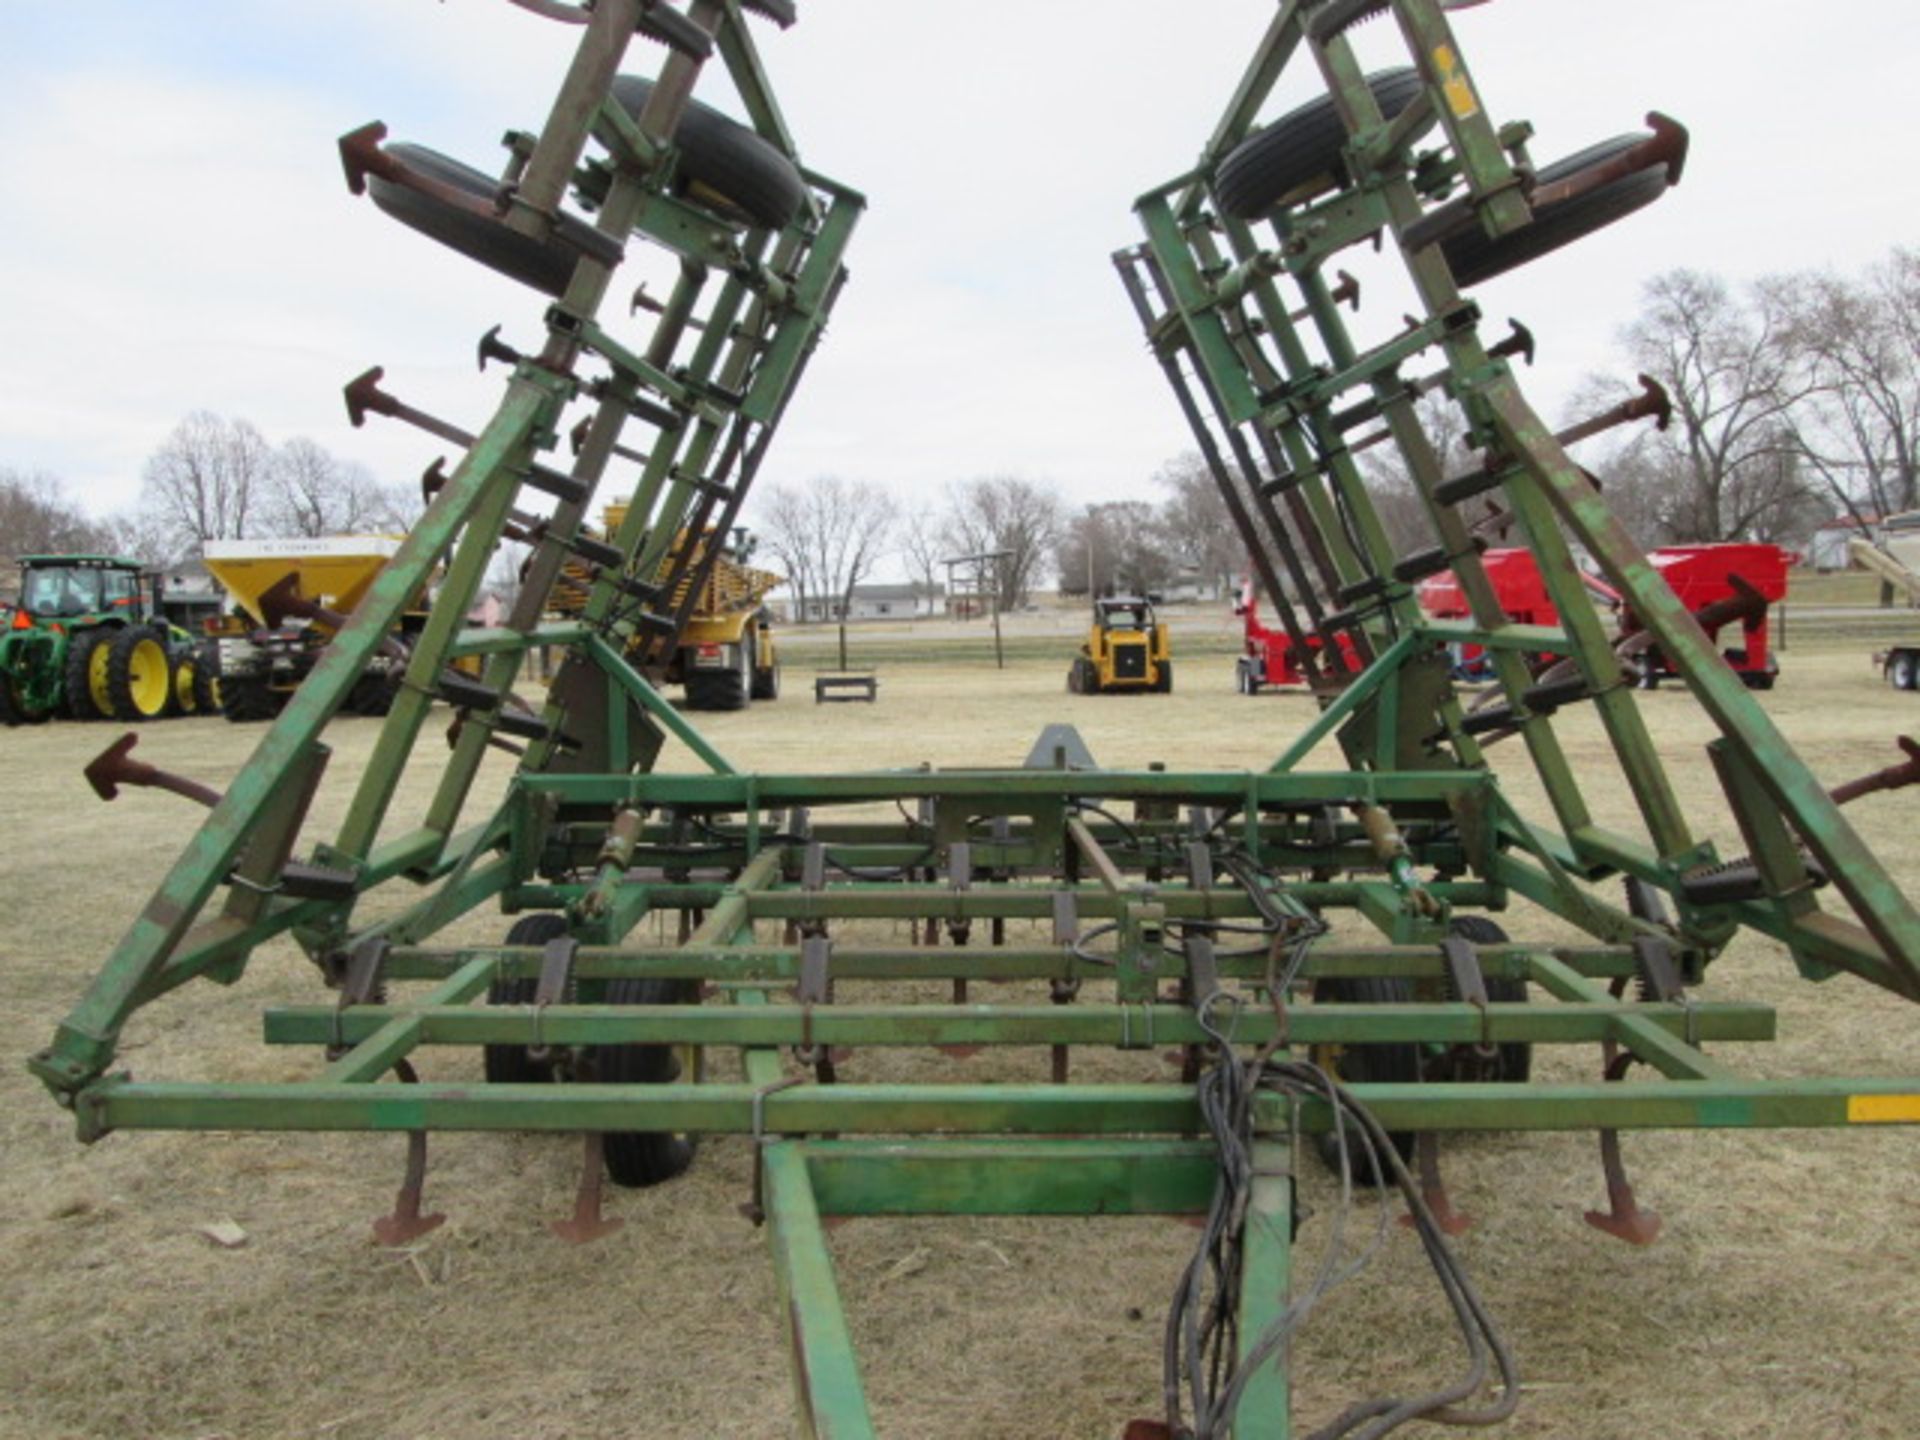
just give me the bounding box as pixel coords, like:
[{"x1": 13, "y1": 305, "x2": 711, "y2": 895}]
[{"x1": 6, "y1": 631, "x2": 1920, "y2": 1439}]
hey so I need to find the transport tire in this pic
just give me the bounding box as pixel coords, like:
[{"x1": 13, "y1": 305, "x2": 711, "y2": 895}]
[
  {"x1": 485, "y1": 913, "x2": 571, "y2": 1085},
  {"x1": 1892, "y1": 652, "x2": 1918, "y2": 691},
  {"x1": 368, "y1": 144, "x2": 582, "y2": 297},
  {"x1": 1447, "y1": 914, "x2": 1530, "y2": 1084},
  {"x1": 1441, "y1": 133, "x2": 1675, "y2": 288},
  {"x1": 591, "y1": 974, "x2": 701, "y2": 1188},
  {"x1": 1213, "y1": 68, "x2": 1425, "y2": 219},
  {"x1": 609, "y1": 76, "x2": 808, "y2": 230},
  {"x1": 1311, "y1": 973, "x2": 1419, "y2": 1186}
]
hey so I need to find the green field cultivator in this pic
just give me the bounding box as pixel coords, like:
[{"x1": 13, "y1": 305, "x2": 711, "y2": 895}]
[{"x1": 33, "y1": 3, "x2": 1920, "y2": 1436}]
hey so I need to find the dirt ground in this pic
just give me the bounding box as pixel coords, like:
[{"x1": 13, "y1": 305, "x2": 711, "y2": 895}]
[{"x1": 5, "y1": 630, "x2": 1920, "y2": 1439}]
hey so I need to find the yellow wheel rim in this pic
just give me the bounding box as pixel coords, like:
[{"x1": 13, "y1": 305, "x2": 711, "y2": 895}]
[
  {"x1": 87, "y1": 640, "x2": 114, "y2": 715},
  {"x1": 128, "y1": 637, "x2": 170, "y2": 717},
  {"x1": 175, "y1": 658, "x2": 199, "y2": 714}
]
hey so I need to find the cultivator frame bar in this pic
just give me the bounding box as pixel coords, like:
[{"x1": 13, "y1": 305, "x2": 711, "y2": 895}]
[{"x1": 33, "y1": 2, "x2": 1920, "y2": 1436}]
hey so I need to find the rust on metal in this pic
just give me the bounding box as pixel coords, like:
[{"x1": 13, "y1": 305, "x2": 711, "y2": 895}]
[
  {"x1": 1830, "y1": 736, "x2": 1920, "y2": 806},
  {"x1": 84, "y1": 732, "x2": 222, "y2": 808}
]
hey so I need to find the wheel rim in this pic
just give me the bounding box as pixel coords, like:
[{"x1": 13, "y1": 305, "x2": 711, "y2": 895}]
[
  {"x1": 128, "y1": 637, "x2": 171, "y2": 716},
  {"x1": 175, "y1": 659, "x2": 198, "y2": 714},
  {"x1": 87, "y1": 640, "x2": 115, "y2": 714}
]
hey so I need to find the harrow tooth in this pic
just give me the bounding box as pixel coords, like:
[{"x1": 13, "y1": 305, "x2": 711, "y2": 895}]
[
  {"x1": 371, "y1": 1130, "x2": 446, "y2": 1247},
  {"x1": 1584, "y1": 1128, "x2": 1662, "y2": 1246},
  {"x1": 1399, "y1": 1133, "x2": 1472, "y2": 1237},
  {"x1": 550, "y1": 1134, "x2": 624, "y2": 1245}
]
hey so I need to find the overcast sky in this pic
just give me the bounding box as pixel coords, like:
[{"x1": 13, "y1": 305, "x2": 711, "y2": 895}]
[{"x1": 3, "y1": 2, "x2": 1915, "y2": 540}]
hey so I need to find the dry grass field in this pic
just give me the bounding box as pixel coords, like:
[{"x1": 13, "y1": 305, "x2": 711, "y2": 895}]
[{"x1": 6, "y1": 618, "x2": 1920, "y2": 1439}]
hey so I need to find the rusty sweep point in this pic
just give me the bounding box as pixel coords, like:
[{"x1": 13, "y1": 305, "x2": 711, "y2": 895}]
[
  {"x1": 85, "y1": 732, "x2": 223, "y2": 808},
  {"x1": 336, "y1": 120, "x2": 391, "y2": 197},
  {"x1": 1831, "y1": 735, "x2": 1920, "y2": 806},
  {"x1": 342, "y1": 366, "x2": 393, "y2": 429}
]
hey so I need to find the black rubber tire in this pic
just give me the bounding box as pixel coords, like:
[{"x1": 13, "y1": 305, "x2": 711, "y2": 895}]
[
  {"x1": 1312, "y1": 974, "x2": 1419, "y2": 1186},
  {"x1": 485, "y1": 913, "x2": 572, "y2": 1085},
  {"x1": 1214, "y1": 68, "x2": 1425, "y2": 220},
  {"x1": 106, "y1": 627, "x2": 174, "y2": 721},
  {"x1": 63, "y1": 629, "x2": 115, "y2": 720},
  {"x1": 1895, "y1": 652, "x2": 1920, "y2": 691},
  {"x1": 346, "y1": 668, "x2": 401, "y2": 717},
  {"x1": 0, "y1": 656, "x2": 54, "y2": 724},
  {"x1": 591, "y1": 974, "x2": 700, "y2": 1188},
  {"x1": 684, "y1": 647, "x2": 750, "y2": 711},
  {"x1": 609, "y1": 76, "x2": 807, "y2": 230},
  {"x1": 220, "y1": 675, "x2": 282, "y2": 723},
  {"x1": 1442, "y1": 134, "x2": 1673, "y2": 288},
  {"x1": 172, "y1": 652, "x2": 199, "y2": 716},
  {"x1": 1154, "y1": 659, "x2": 1174, "y2": 694},
  {"x1": 368, "y1": 144, "x2": 581, "y2": 297},
  {"x1": 748, "y1": 625, "x2": 779, "y2": 700},
  {"x1": 1447, "y1": 915, "x2": 1531, "y2": 1083},
  {"x1": 192, "y1": 641, "x2": 223, "y2": 714}
]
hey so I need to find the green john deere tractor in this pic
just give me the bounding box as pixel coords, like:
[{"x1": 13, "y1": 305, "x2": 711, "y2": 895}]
[{"x1": 0, "y1": 555, "x2": 207, "y2": 725}]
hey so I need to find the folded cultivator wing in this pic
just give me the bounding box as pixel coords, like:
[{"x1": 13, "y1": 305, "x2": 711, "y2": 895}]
[{"x1": 33, "y1": 3, "x2": 1920, "y2": 1436}]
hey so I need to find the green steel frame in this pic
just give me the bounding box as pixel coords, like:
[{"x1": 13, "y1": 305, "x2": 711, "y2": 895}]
[{"x1": 30, "y1": 3, "x2": 1920, "y2": 1436}]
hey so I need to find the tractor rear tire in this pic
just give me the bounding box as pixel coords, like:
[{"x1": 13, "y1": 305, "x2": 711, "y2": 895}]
[
  {"x1": 591, "y1": 974, "x2": 700, "y2": 1188},
  {"x1": 1447, "y1": 914, "x2": 1531, "y2": 1084},
  {"x1": 368, "y1": 144, "x2": 582, "y2": 297},
  {"x1": 609, "y1": 76, "x2": 808, "y2": 231},
  {"x1": 192, "y1": 641, "x2": 223, "y2": 714},
  {"x1": 221, "y1": 675, "x2": 282, "y2": 723},
  {"x1": 107, "y1": 628, "x2": 174, "y2": 721},
  {"x1": 1441, "y1": 134, "x2": 1675, "y2": 288},
  {"x1": 1213, "y1": 68, "x2": 1425, "y2": 219},
  {"x1": 172, "y1": 651, "x2": 200, "y2": 716},
  {"x1": 1312, "y1": 973, "x2": 1419, "y2": 1187},
  {"x1": 64, "y1": 630, "x2": 115, "y2": 720},
  {"x1": 484, "y1": 913, "x2": 572, "y2": 1085}
]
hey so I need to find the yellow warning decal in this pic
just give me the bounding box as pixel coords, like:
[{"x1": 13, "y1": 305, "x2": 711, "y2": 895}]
[
  {"x1": 1432, "y1": 44, "x2": 1480, "y2": 120},
  {"x1": 1848, "y1": 1094, "x2": 1920, "y2": 1123}
]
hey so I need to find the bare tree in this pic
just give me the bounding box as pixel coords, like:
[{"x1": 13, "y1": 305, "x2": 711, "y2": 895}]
[
  {"x1": 1153, "y1": 452, "x2": 1244, "y2": 598},
  {"x1": 0, "y1": 470, "x2": 114, "y2": 559},
  {"x1": 756, "y1": 475, "x2": 896, "y2": 625},
  {"x1": 262, "y1": 437, "x2": 412, "y2": 537},
  {"x1": 1056, "y1": 501, "x2": 1177, "y2": 597},
  {"x1": 138, "y1": 411, "x2": 271, "y2": 555},
  {"x1": 1775, "y1": 249, "x2": 1920, "y2": 528},
  {"x1": 1608, "y1": 269, "x2": 1814, "y2": 541},
  {"x1": 945, "y1": 475, "x2": 1063, "y2": 609},
  {"x1": 898, "y1": 506, "x2": 950, "y2": 609}
]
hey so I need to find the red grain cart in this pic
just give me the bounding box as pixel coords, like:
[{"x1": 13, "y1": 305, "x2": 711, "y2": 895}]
[
  {"x1": 1232, "y1": 583, "x2": 1357, "y2": 692},
  {"x1": 1415, "y1": 547, "x2": 1565, "y2": 680},
  {"x1": 1629, "y1": 542, "x2": 1793, "y2": 691}
]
